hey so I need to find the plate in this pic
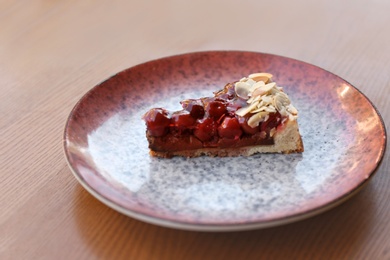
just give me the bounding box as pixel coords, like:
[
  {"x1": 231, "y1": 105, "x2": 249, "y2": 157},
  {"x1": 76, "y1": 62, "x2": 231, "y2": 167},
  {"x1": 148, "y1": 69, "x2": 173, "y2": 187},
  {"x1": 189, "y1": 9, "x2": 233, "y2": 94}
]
[{"x1": 64, "y1": 51, "x2": 386, "y2": 231}]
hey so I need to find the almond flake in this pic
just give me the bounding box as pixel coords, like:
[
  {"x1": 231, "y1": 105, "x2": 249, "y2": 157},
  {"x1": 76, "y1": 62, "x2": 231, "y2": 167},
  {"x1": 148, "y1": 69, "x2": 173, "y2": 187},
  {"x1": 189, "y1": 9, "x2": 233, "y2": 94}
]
[
  {"x1": 287, "y1": 104, "x2": 298, "y2": 115},
  {"x1": 264, "y1": 106, "x2": 277, "y2": 113},
  {"x1": 261, "y1": 95, "x2": 273, "y2": 104},
  {"x1": 250, "y1": 81, "x2": 265, "y2": 93},
  {"x1": 234, "y1": 81, "x2": 251, "y2": 99},
  {"x1": 257, "y1": 100, "x2": 265, "y2": 107},
  {"x1": 275, "y1": 92, "x2": 290, "y2": 106},
  {"x1": 246, "y1": 78, "x2": 257, "y2": 87},
  {"x1": 248, "y1": 112, "x2": 268, "y2": 128},
  {"x1": 252, "y1": 105, "x2": 276, "y2": 114},
  {"x1": 248, "y1": 72, "x2": 273, "y2": 83},
  {"x1": 235, "y1": 101, "x2": 259, "y2": 117},
  {"x1": 252, "y1": 82, "x2": 276, "y2": 97},
  {"x1": 289, "y1": 114, "x2": 297, "y2": 121},
  {"x1": 250, "y1": 108, "x2": 263, "y2": 113},
  {"x1": 247, "y1": 94, "x2": 261, "y2": 104},
  {"x1": 279, "y1": 106, "x2": 288, "y2": 117},
  {"x1": 273, "y1": 98, "x2": 283, "y2": 111}
]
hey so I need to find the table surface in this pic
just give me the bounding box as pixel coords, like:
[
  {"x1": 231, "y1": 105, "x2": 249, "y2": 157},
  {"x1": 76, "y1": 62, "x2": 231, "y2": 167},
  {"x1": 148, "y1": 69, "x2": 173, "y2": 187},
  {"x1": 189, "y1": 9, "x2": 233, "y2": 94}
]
[{"x1": 1, "y1": 0, "x2": 389, "y2": 259}]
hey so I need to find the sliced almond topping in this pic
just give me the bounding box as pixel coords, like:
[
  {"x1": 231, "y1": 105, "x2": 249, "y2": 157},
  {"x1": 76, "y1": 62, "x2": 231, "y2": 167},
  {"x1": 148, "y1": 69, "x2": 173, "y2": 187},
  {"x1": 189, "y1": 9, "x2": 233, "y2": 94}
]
[
  {"x1": 246, "y1": 78, "x2": 256, "y2": 87},
  {"x1": 250, "y1": 81, "x2": 265, "y2": 93},
  {"x1": 257, "y1": 100, "x2": 265, "y2": 107},
  {"x1": 247, "y1": 94, "x2": 261, "y2": 104},
  {"x1": 270, "y1": 87, "x2": 282, "y2": 95},
  {"x1": 273, "y1": 98, "x2": 283, "y2": 111},
  {"x1": 251, "y1": 105, "x2": 276, "y2": 114},
  {"x1": 261, "y1": 95, "x2": 273, "y2": 104},
  {"x1": 287, "y1": 104, "x2": 298, "y2": 115},
  {"x1": 289, "y1": 114, "x2": 297, "y2": 121},
  {"x1": 275, "y1": 92, "x2": 290, "y2": 106},
  {"x1": 248, "y1": 72, "x2": 273, "y2": 83},
  {"x1": 235, "y1": 101, "x2": 259, "y2": 117},
  {"x1": 264, "y1": 106, "x2": 277, "y2": 113},
  {"x1": 252, "y1": 82, "x2": 276, "y2": 97},
  {"x1": 250, "y1": 108, "x2": 262, "y2": 113},
  {"x1": 234, "y1": 81, "x2": 251, "y2": 100},
  {"x1": 279, "y1": 106, "x2": 288, "y2": 117},
  {"x1": 235, "y1": 72, "x2": 298, "y2": 127},
  {"x1": 246, "y1": 96, "x2": 254, "y2": 104},
  {"x1": 247, "y1": 112, "x2": 268, "y2": 128}
]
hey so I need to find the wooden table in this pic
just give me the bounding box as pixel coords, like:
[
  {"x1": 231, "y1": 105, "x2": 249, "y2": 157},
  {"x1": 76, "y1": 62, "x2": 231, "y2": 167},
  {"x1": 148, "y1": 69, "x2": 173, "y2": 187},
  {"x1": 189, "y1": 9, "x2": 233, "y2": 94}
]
[{"x1": 1, "y1": 0, "x2": 389, "y2": 259}]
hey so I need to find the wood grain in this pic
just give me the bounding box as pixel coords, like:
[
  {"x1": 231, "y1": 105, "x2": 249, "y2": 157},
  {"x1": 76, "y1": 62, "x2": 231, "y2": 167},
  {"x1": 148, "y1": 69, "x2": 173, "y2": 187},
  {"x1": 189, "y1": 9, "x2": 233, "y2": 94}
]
[{"x1": 1, "y1": 0, "x2": 389, "y2": 259}]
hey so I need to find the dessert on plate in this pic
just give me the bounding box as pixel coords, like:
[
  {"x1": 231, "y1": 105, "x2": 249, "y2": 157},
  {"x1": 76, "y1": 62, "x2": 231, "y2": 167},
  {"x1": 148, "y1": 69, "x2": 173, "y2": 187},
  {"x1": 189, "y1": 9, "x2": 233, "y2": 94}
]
[{"x1": 142, "y1": 72, "x2": 304, "y2": 158}]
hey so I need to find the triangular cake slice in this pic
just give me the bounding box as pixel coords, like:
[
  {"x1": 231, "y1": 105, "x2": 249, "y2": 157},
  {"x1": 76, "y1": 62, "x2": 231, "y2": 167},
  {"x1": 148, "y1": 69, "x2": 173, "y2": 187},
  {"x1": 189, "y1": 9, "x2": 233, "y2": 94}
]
[{"x1": 143, "y1": 73, "x2": 304, "y2": 158}]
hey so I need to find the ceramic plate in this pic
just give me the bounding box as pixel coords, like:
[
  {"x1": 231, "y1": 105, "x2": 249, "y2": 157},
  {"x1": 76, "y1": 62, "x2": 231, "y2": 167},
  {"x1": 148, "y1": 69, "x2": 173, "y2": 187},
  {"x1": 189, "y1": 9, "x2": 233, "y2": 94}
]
[{"x1": 64, "y1": 51, "x2": 386, "y2": 231}]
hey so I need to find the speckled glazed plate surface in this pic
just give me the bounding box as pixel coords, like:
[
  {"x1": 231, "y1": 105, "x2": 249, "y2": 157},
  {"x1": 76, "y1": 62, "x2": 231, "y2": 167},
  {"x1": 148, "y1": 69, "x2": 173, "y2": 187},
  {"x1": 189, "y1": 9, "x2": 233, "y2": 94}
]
[{"x1": 64, "y1": 51, "x2": 386, "y2": 231}]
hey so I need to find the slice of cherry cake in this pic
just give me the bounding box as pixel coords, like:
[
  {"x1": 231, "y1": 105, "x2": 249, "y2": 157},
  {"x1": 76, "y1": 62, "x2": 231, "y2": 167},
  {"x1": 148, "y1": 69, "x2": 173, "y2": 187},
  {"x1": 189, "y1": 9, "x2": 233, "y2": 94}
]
[{"x1": 142, "y1": 73, "x2": 303, "y2": 158}]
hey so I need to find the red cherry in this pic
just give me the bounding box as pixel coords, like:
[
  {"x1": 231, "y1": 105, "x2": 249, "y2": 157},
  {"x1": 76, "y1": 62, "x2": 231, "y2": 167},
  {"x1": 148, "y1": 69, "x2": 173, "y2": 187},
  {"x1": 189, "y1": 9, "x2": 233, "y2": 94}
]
[
  {"x1": 238, "y1": 115, "x2": 260, "y2": 135},
  {"x1": 260, "y1": 112, "x2": 282, "y2": 132},
  {"x1": 205, "y1": 99, "x2": 227, "y2": 119},
  {"x1": 181, "y1": 99, "x2": 205, "y2": 118},
  {"x1": 194, "y1": 118, "x2": 217, "y2": 142},
  {"x1": 171, "y1": 110, "x2": 196, "y2": 131},
  {"x1": 218, "y1": 117, "x2": 243, "y2": 139},
  {"x1": 142, "y1": 108, "x2": 171, "y2": 137}
]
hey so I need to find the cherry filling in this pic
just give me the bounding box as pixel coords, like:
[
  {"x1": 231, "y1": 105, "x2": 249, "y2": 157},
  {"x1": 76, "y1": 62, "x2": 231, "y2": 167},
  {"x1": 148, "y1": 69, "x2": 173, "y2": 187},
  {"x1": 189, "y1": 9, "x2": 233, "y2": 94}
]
[
  {"x1": 170, "y1": 110, "x2": 196, "y2": 135},
  {"x1": 194, "y1": 117, "x2": 218, "y2": 142},
  {"x1": 181, "y1": 99, "x2": 204, "y2": 118},
  {"x1": 142, "y1": 108, "x2": 170, "y2": 137},
  {"x1": 143, "y1": 83, "x2": 283, "y2": 149},
  {"x1": 218, "y1": 117, "x2": 242, "y2": 139}
]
